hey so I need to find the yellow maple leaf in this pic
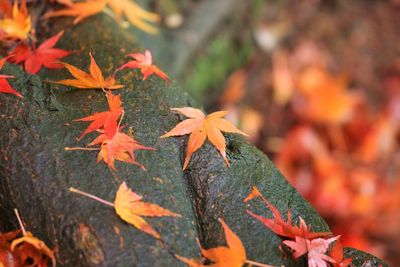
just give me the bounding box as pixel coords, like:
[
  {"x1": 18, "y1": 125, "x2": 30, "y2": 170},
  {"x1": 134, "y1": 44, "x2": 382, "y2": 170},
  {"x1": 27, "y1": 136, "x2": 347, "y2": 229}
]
[{"x1": 0, "y1": 0, "x2": 31, "y2": 41}]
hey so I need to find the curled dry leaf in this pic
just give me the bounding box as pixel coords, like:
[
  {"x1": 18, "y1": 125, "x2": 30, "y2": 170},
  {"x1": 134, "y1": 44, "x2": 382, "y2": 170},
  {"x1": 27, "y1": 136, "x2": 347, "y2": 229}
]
[
  {"x1": 8, "y1": 31, "x2": 70, "y2": 74},
  {"x1": 11, "y1": 232, "x2": 56, "y2": 267},
  {"x1": 50, "y1": 53, "x2": 123, "y2": 90},
  {"x1": 161, "y1": 107, "x2": 248, "y2": 170},
  {"x1": 0, "y1": 0, "x2": 31, "y2": 41},
  {"x1": 245, "y1": 186, "x2": 331, "y2": 239},
  {"x1": 70, "y1": 182, "x2": 181, "y2": 239},
  {"x1": 88, "y1": 130, "x2": 156, "y2": 171},
  {"x1": 117, "y1": 49, "x2": 168, "y2": 80},
  {"x1": 75, "y1": 93, "x2": 123, "y2": 140},
  {"x1": 0, "y1": 56, "x2": 22, "y2": 98}
]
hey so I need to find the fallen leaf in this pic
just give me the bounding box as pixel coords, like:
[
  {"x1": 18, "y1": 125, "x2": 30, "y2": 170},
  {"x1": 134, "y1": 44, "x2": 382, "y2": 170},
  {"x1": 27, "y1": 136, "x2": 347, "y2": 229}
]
[
  {"x1": 50, "y1": 52, "x2": 123, "y2": 90},
  {"x1": 161, "y1": 107, "x2": 248, "y2": 169},
  {"x1": 114, "y1": 182, "x2": 181, "y2": 238},
  {"x1": 0, "y1": 56, "x2": 22, "y2": 98},
  {"x1": 9, "y1": 31, "x2": 70, "y2": 74},
  {"x1": 75, "y1": 92, "x2": 123, "y2": 139},
  {"x1": 117, "y1": 49, "x2": 168, "y2": 80},
  {"x1": 283, "y1": 236, "x2": 338, "y2": 267},
  {"x1": 107, "y1": 0, "x2": 160, "y2": 34},
  {"x1": 0, "y1": 0, "x2": 31, "y2": 41},
  {"x1": 0, "y1": 230, "x2": 21, "y2": 267},
  {"x1": 69, "y1": 182, "x2": 181, "y2": 239},
  {"x1": 245, "y1": 186, "x2": 331, "y2": 239},
  {"x1": 176, "y1": 218, "x2": 273, "y2": 267},
  {"x1": 88, "y1": 130, "x2": 156, "y2": 171},
  {"x1": 43, "y1": 0, "x2": 108, "y2": 24},
  {"x1": 330, "y1": 240, "x2": 352, "y2": 267}
]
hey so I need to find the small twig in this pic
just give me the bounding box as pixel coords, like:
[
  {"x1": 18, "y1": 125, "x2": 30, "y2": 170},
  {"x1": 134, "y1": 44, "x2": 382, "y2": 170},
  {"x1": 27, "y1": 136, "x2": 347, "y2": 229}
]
[
  {"x1": 65, "y1": 147, "x2": 100, "y2": 151},
  {"x1": 69, "y1": 187, "x2": 114, "y2": 207},
  {"x1": 14, "y1": 208, "x2": 26, "y2": 236}
]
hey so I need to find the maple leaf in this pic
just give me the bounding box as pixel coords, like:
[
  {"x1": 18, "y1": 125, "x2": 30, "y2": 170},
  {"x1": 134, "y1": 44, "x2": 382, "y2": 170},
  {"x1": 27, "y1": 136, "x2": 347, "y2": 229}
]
[
  {"x1": 75, "y1": 92, "x2": 123, "y2": 140},
  {"x1": 8, "y1": 31, "x2": 70, "y2": 74},
  {"x1": 43, "y1": 0, "x2": 159, "y2": 33},
  {"x1": 0, "y1": 0, "x2": 31, "y2": 41},
  {"x1": 50, "y1": 52, "x2": 124, "y2": 90},
  {"x1": 330, "y1": 240, "x2": 352, "y2": 267},
  {"x1": 107, "y1": 0, "x2": 160, "y2": 34},
  {"x1": 245, "y1": 186, "x2": 330, "y2": 239},
  {"x1": 0, "y1": 56, "x2": 22, "y2": 98},
  {"x1": 70, "y1": 182, "x2": 181, "y2": 239},
  {"x1": 176, "y1": 218, "x2": 273, "y2": 267},
  {"x1": 160, "y1": 107, "x2": 248, "y2": 170},
  {"x1": 283, "y1": 236, "x2": 338, "y2": 267},
  {"x1": 43, "y1": 0, "x2": 108, "y2": 25},
  {"x1": 117, "y1": 49, "x2": 168, "y2": 81},
  {"x1": 0, "y1": 230, "x2": 21, "y2": 267},
  {"x1": 88, "y1": 130, "x2": 156, "y2": 171},
  {"x1": 10, "y1": 209, "x2": 56, "y2": 267}
]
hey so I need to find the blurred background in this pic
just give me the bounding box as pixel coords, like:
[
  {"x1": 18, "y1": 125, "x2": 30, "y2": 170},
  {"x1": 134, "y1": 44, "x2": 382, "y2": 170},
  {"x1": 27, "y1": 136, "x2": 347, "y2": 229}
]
[{"x1": 146, "y1": 0, "x2": 400, "y2": 265}]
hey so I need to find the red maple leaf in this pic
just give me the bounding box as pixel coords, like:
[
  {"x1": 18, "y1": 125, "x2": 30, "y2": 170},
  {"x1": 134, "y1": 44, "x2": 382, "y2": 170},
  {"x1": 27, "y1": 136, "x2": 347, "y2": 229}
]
[
  {"x1": 9, "y1": 31, "x2": 70, "y2": 74},
  {"x1": 244, "y1": 186, "x2": 330, "y2": 239},
  {"x1": 88, "y1": 131, "x2": 156, "y2": 171},
  {"x1": 117, "y1": 49, "x2": 169, "y2": 81},
  {"x1": 75, "y1": 93, "x2": 123, "y2": 140},
  {"x1": 0, "y1": 56, "x2": 22, "y2": 98}
]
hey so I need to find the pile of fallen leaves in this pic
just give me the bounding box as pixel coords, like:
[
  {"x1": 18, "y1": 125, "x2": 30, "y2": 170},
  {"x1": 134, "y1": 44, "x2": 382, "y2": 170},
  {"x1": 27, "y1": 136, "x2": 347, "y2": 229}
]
[{"x1": 0, "y1": 0, "x2": 381, "y2": 266}]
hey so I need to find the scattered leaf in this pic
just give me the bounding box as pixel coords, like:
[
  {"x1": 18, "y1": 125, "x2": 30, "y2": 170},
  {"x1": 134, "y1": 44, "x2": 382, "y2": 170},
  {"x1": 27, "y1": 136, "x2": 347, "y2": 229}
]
[
  {"x1": 50, "y1": 52, "x2": 123, "y2": 90},
  {"x1": 161, "y1": 107, "x2": 248, "y2": 169},
  {"x1": 43, "y1": 0, "x2": 108, "y2": 24},
  {"x1": 75, "y1": 93, "x2": 123, "y2": 140},
  {"x1": 0, "y1": 0, "x2": 31, "y2": 41},
  {"x1": 117, "y1": 49, "x2": 168, "y2": 80},
  {"x1": 88, "y1": 130, "x2": 156, "y2": 171},
  {"x1": 0, "y1": 56, "x2": 22, "y2": 98},
  {"x1": 114, "y1": 182, "x2": 181, "y2": 238},
  {"x1": 330, "y1": 240, "x2": 352, "y2": 267},
  {"x1": 70, "y1": 182, "x2": 181, "y2": 239},
  {"x1": 9, "y1": 31, "x2": 70, "y2": 74},
  {"x1": 107, "y1": 0, "x2": 160, "y2": 34},
  {"x1": 245, "y1": 186, "x2": 331, "y2": 239},
  {"x1": 283, "y1": 236, "x2": 338, "y2": 267}
]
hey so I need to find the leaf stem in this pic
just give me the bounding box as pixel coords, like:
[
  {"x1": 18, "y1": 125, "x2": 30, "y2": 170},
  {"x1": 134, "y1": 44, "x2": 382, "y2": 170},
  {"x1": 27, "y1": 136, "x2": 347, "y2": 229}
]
[
  {"x1": 65, "y1": 147, "x2": 100, "y2": 151},
  {"x1": 14, "y1": 208, "x2": 26, "y2": 236},
  {"x1": 69, "y1": 187, "x2": 114, "y2": 207},
  {"x1": 117, "y1": 110, "x2": 125, "y2": 131},
  {"x1": 245, "y1": 259, "x2": 275, "y2": 267}
]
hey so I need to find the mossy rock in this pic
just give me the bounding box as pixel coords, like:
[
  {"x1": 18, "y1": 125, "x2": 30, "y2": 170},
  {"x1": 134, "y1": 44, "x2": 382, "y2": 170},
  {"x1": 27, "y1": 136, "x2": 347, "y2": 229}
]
[{"x1": 0, "y1": 14, "x2": 387, "y2": 267}]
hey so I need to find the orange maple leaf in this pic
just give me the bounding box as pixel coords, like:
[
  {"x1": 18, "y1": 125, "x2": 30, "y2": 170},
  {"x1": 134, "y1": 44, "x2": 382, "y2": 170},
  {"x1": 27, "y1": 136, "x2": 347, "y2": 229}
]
[
  {"x1": 10, "y1": 209, "x2": 56, "y2": 267},
  {"x1": 50, "y1": 52, "x2": 124, "y2": 90},
  {"x1": 74, "y1": 92, "x2": 123, "y2": 140},
  {"x1": 330, "y1": 239, "x2": 352, "y2": 267},
  {"x1": 176, "y1": 218, "x2": 273, "y2": 267},
  {"x1": 107, "y1": 0, "x2": 160, "y2": 34},
  {"x1": 8, "y1": 31, "x2": 70, "y2": 74},
  {"x1": 0, "y1": 56, "x2": 22, "y2": 98},
  {"x1": 117, "y1": 49, "x2": 168, "y2": 81},
  {"x1": 245, "y1": 186, "x2": 331, "y2": 240},
  {"x1": 43, "y1": 0, "x2": 159, "y2": 33},
  {"x1": 43, "y1": 0, "x2": 108, "y2": 24},
  {"x1": 160, "y1": 107, "x2": 248, "y2": 170},
  {"x1": 0, "y1": 0, "x2": 31, "y2": 41},
  {"x1": 70, "y1": 182, "x2": 181, "y2": 239},
  {"x1": 88, "y1": 130, "x2": 156, "y2": 171}
]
